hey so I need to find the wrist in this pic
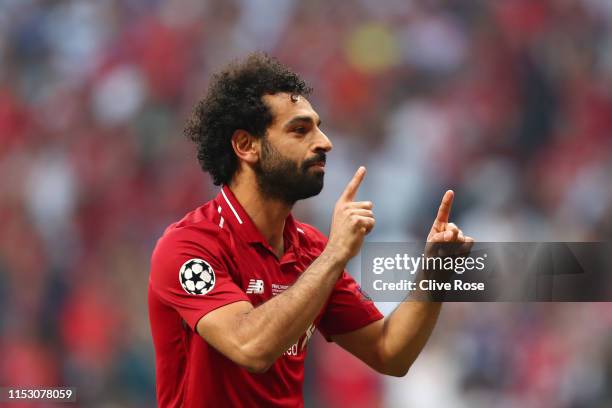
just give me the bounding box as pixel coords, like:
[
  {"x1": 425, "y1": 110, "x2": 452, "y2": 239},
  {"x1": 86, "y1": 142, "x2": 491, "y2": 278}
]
[{"x1": 320, "y1": 245, "x2": 348, "y2": 272}]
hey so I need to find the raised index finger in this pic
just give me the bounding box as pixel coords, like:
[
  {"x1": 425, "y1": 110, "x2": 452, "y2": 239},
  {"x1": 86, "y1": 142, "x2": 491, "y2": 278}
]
[
  {"x1": 434, "y1": 190, "x2": 454, "y2": 226},
  {"x1": 340, "y1": 166, "x2": 366, "y2": 202}
]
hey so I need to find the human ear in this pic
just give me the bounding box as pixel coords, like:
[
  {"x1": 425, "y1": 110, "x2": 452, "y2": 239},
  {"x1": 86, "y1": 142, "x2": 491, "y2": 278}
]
[{"x1": 231, "y1": 130, "x2": 260, "y2": 165}]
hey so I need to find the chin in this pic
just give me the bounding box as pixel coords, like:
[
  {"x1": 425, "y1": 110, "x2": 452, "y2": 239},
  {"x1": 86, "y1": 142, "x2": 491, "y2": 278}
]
[
  {"x1": 291, "y1": 178, "x2": 324, "y2": 202},
  {"x1": 305, "y1": 180, "x2": 325, "y2": 198}
]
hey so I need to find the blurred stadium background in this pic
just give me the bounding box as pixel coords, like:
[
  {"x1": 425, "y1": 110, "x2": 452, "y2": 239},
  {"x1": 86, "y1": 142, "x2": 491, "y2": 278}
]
[{"x1": 1, "y1": 0, "x2": 612, "y2": 407}]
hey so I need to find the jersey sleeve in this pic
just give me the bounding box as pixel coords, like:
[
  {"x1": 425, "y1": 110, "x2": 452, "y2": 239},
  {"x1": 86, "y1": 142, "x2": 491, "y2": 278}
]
[
  {"x1": 149, "y1": 227, "x2": 250, "y2": 331},
  {"x1": 318, "y1": 270, "x2": 384, "y2": 341}
]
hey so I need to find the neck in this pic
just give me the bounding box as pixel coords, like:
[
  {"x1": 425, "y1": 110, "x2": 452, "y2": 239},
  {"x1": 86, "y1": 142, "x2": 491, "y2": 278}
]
[{"x1": 228, "y1": 176, "x2": 292, "y2": 258}]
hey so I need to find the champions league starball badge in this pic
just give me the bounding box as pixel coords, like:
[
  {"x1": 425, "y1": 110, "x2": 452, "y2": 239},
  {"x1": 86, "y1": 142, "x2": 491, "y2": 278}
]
[{"x1": 179, "y1": 259, "x2": 216, "y2": 295}]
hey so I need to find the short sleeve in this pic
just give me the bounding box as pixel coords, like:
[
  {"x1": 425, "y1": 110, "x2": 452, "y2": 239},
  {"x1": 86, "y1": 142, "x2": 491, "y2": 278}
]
[
  {"x1": 318, "y1": 271, "x2": 383, "y2": 341},
  {"x1": 149, "y1": 228, "x2": 250, "y2": 331}
]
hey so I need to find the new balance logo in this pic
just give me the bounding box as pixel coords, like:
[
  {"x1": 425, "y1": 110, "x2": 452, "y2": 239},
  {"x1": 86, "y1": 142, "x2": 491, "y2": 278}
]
[{"x1": 246, "y1": 279, "x2": 265, "y2": 294}]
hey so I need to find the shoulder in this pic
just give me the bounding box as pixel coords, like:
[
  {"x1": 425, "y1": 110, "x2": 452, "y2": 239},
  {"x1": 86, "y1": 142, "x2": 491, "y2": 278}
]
[
  {"x1": 154, "y1": 204, "x2": 225, "y2": 256},
  {"x1": 150, "y1": 203, "x2": 231, "y2": 284},
  {"x1": 293, "y1": 219, "x2": 328, "y2": 251}
]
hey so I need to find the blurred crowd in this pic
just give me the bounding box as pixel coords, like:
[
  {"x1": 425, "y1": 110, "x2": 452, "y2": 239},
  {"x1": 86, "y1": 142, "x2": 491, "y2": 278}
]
[{"x1": 1, "y1": 0, "x2": 611, "y2": 407}]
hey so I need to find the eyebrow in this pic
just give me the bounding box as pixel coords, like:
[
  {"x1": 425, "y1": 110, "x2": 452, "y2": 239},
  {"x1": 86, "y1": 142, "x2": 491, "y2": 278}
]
[{"x1": 283, "y1": 115, "x2": 322, "y2": 130}]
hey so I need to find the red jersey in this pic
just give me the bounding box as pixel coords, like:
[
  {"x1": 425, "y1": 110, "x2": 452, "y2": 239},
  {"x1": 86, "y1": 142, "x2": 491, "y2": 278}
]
[{"x1": 148, "y1": 185, "x2": 383, "y2": 407}]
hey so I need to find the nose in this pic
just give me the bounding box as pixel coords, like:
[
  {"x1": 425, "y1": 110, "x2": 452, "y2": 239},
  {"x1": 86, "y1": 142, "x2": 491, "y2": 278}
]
[{"x1": 314, "y1": 129, "x2": 333, "y2": 153}]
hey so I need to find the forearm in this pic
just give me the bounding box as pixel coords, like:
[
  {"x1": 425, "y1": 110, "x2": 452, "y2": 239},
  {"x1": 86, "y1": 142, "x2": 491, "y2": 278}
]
[
  {"x1": 377, "y1": 300, "x2": 442, "y2": 376},
  {"x1": 376, "y1": 266, "x2": 448, "y2": 375},
  {"x1": 237, "y1": 248, "x2": 345, "y2": 366}
]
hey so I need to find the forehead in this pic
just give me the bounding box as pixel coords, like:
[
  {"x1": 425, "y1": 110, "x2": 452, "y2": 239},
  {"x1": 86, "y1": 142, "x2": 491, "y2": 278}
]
[{"x1": 262, "y1": 93, "x2": 319, "y2": 125}]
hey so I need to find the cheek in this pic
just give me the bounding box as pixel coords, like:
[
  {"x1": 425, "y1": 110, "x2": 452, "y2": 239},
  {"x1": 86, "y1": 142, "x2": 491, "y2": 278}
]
[
  {"x1": 275, "y1": 138, "x2": 308, "y2": 162},
  {"x1": 260, "y1": 138, "x2": 300, "y2": 169}
]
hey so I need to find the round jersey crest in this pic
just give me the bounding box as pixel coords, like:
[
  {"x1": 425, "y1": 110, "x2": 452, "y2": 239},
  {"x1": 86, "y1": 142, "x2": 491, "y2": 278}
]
[{"x1": 179, "y1": 259, "x2": 215, "y2": 295}]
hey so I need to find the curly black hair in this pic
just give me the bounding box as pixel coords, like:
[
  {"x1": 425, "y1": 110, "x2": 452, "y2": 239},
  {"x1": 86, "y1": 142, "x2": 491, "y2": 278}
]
[{"x1": 184, "y1": 53, "x2": 312, "y2": 185}]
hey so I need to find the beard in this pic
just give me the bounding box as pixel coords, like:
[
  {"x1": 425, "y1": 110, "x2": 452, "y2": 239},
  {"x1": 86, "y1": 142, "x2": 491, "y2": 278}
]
[{"x1": 253, "y1": 136, "x2": 326, "y2": 205}]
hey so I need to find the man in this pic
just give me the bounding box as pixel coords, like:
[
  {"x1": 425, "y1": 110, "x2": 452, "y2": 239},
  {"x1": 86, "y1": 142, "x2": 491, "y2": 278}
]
[{"x1": 148, "y1": 53, "x2": 473, "y2": 407}]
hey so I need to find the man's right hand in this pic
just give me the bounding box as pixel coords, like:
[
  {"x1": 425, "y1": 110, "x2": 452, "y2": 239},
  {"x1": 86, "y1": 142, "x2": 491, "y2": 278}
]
[{"x1": 326, "y1": 166, "x2": 375, "y2": 263}]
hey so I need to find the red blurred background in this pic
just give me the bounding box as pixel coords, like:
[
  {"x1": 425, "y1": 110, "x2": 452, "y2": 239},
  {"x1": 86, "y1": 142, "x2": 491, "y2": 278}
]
[{"x1": 1, "y1": 1, "x2": 611, "y2": 407}]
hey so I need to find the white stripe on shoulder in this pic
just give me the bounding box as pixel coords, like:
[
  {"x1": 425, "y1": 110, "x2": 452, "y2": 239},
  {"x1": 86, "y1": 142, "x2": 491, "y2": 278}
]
[
  {"x1": 296, "y1": 227, "x2": 305, "y2": 234},
  {"x1": 221, "y1": 188, "x2": 243, "y2": 224},
  {"x1": 217, "y1": 205, "x2": 224, "y2": 228}
]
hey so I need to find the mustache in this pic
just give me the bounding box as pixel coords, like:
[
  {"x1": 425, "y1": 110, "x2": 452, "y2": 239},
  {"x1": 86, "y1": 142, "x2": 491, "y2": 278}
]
[{"x1": 302, "y1": 152, "x2": 327, "y2": 168}]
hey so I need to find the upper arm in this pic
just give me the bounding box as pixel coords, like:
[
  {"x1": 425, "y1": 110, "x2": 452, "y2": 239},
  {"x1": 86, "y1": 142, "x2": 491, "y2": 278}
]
[
  {"x1": 150, "y1": 230, "x2": 253, "y2": 352},
  {"x1": 316, "y1": 271, "x2": 386, "y2": 371},
  {"x1": 150, "y1": 232, "x2": 271, "y2": 370},
  {"x1": 317, "y1": 271, "x2": 383, "y2": 339},
  {"x1": 330, "y1": 318, "x2": 386, "y2": 371}
]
